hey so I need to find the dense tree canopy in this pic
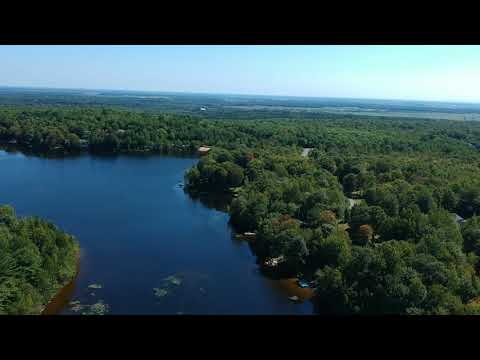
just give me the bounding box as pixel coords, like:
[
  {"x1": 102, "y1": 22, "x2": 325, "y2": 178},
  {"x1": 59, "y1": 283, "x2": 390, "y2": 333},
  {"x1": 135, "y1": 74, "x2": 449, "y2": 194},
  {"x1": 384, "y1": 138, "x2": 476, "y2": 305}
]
[
  {"x1": 3, "y1": 106, "x2": 480, "y2": 314},
  {"x1": 0, "y1": 205, "x2": 79, "y2": 314}
]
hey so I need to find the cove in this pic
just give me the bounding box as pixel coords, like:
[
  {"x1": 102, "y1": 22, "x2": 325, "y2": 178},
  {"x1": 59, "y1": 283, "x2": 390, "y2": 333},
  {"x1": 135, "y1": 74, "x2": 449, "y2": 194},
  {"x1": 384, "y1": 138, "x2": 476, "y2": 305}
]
[{"x1": 0, "y1": 149, "x2": 313, "y2": 314}]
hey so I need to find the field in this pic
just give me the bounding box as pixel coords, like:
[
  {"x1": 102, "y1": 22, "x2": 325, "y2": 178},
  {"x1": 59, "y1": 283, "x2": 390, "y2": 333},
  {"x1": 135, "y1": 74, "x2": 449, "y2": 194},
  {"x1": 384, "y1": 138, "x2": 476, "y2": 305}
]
[{"x1": 1, "y1": 86, "x2": 480, "y2": 121}]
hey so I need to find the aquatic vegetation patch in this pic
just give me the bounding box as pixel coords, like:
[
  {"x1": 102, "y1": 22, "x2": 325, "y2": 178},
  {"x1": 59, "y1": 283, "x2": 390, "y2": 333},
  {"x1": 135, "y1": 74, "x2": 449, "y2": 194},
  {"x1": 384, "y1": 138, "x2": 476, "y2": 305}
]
[
  {"x1": 153, "y1": 288, "x2": 169, "y2": 297},
  {"x1": 69, "y1": 300, "x2": 83, "y2": 312},
  {"x1": 82, "y1": 301, "x2": 109, "y2": 315},
  {"x1": 163, "y1": 275, "x2": 183, "y2": 286},
  {"x1": 88, "y1": 283, "x2": 103, "y2": 289},
  {"x1": 69, "y1": 300, "x2": 109, "y2": 315},
  {"x1": 67, "y1": 284, "x2": 109, "y2": 315},
  {"x1": 153, "y1": 274, "x2": 186, "y2": 300}
]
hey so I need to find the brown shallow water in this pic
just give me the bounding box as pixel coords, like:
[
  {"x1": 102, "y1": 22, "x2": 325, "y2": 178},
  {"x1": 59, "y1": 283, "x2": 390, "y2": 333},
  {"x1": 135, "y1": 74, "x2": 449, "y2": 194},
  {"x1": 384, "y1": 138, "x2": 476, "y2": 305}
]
[
  {"x1": 42, "y1": 254, "x2": 80, "y2": 315},
  {"x1": 270, "y1": 278, "x2": 315, "y2": 302},
  {"x1": 42, "y1": 258, "x2": 314, "y2": 314}
]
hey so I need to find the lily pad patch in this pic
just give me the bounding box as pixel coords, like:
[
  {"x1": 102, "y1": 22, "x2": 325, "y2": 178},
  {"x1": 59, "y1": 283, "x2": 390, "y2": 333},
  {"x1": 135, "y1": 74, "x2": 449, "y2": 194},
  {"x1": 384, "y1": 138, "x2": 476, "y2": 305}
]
[
  {"x1": 163, "y1": 275, "x2": 183, "y2": 286},
  {"x1": 88, "y1": 283, "x2": 103, "y2": 289},
  {"x1": 82, "y1": 301, "x2": 109, "y2": 315},
  {"x1": 153, "y1": 288, "x2": 169, "y2": 298}
]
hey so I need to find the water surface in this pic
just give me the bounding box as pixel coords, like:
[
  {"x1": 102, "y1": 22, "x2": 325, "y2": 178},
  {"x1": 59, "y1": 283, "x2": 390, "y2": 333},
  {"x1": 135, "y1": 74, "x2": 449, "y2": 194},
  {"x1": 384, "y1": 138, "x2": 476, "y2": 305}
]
[{"x1": 0, "y1": 149, "x2": 313, "y2": 314}]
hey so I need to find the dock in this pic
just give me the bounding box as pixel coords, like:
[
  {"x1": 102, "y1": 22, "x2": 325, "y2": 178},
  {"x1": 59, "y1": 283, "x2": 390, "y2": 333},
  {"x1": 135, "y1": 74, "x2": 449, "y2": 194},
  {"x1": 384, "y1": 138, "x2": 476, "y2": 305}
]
[{"x1": 198, "y1": 146, "x2": 211, "y2": 155}]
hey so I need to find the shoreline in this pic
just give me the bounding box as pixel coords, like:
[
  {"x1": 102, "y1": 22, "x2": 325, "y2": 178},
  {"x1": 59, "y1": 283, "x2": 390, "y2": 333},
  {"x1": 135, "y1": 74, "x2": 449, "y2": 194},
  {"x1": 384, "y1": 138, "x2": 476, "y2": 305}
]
[
  {"x1": 186, "y1": 187, "x2": 317, "y2": 302},
  {"x1": 273, "y1": 278, "x2": 315, "y2": 303},
  {"x1": 41, "y1": 248, "x2": 81, "y2": 315},
  {"x1": 0, "y1": 142, "x2": 200, "y2": 159}
]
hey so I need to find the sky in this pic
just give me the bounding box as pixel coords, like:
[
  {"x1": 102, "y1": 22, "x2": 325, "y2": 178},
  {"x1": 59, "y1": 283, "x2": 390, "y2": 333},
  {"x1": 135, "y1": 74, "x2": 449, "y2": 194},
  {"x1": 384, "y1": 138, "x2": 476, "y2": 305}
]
[{"x1": 0, "y1": 45, "x2": 479, "y2": 103}]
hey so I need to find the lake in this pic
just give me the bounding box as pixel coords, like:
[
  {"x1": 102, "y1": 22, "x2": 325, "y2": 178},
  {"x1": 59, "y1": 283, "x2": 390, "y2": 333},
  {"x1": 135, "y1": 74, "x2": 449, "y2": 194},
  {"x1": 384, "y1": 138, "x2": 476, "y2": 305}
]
[{"x1": 0, "y1": 149, "x2": 314, "y2": 315}]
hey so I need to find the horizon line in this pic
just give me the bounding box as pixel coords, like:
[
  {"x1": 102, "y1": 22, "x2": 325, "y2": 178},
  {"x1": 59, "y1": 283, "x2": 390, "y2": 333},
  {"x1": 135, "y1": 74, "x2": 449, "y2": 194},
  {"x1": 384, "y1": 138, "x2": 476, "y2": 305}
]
[{"x1": 1, "y1": 84, "x2": 480, "y2": 106}]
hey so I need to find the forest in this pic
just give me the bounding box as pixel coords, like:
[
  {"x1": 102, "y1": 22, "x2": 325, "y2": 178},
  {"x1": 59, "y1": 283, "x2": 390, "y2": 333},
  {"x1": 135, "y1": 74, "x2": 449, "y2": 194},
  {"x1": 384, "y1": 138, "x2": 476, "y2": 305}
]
[
  {"x1": 2, "y1": 105, "x2": 480, "y2": 314},
  {"x1": 0, "y1": 205, "x2": 79, "y2": 314}
]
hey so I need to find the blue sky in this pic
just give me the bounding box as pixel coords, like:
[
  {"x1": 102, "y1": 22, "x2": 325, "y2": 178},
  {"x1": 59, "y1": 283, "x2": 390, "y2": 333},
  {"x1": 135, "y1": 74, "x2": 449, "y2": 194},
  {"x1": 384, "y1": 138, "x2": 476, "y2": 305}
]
[{"x1": 1, "y1": 45, "x2": 479, "y2": 102}]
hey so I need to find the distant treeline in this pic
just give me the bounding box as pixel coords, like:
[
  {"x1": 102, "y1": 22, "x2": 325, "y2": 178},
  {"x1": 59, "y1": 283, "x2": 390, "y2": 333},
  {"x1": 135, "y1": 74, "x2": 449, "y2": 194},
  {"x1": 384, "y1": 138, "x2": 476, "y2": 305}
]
[
  {"x1": 2, "y1": 106, "x2": 480, "y2": 156},
  {"x1": 1, "y1": 88, "x2": 480, "y2": 116}
]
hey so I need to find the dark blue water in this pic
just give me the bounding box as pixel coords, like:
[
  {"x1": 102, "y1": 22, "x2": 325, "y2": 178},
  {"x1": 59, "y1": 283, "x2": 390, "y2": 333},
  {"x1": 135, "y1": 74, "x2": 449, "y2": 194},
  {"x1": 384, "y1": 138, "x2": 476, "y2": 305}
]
[{"x1": 0, "y1": 149, "x2": 313, "y2": 314}]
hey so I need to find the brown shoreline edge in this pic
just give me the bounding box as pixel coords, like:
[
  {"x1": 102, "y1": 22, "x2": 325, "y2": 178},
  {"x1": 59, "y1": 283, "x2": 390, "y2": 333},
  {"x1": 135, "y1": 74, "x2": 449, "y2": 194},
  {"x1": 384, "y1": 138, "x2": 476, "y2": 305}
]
[
  {"x1": 273, "y1": 278, "x2": 315, "y2": 303},
  {"x1": 40, "y1": 247, "x2": 314, "y2": 314},
  {"x1": 41, "y1": 249, "x2": 81, "y2": 315}
]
